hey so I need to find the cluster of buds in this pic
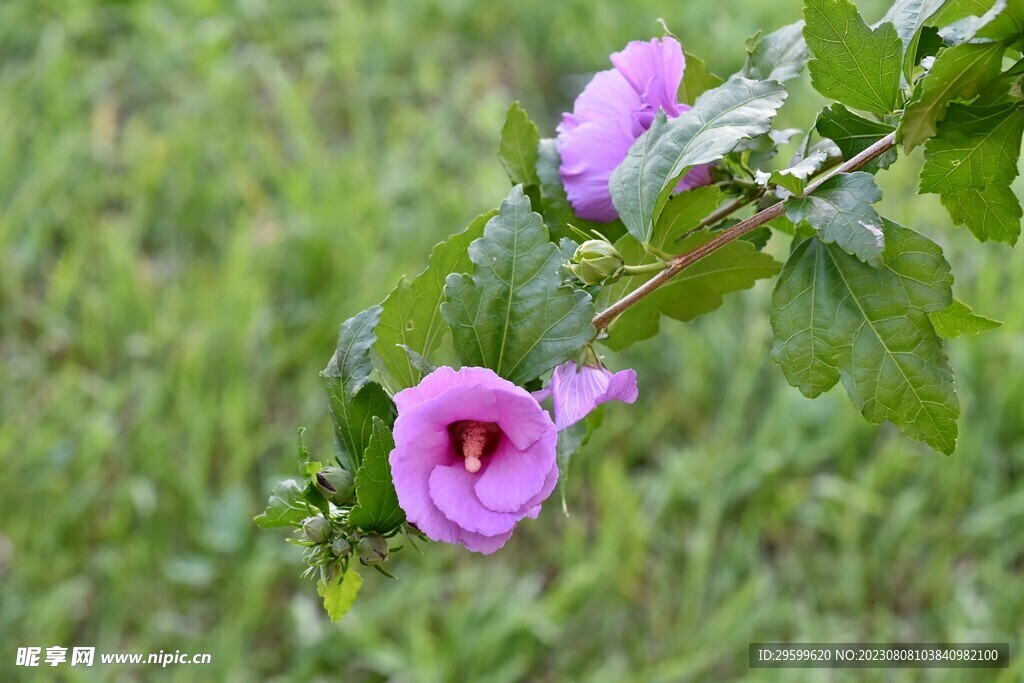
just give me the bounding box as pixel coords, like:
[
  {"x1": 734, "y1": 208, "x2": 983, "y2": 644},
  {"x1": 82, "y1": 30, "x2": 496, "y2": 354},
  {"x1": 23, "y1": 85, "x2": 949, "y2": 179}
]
[{"x1": 565, "y1": 239, "x2": 625, "y2": 286}]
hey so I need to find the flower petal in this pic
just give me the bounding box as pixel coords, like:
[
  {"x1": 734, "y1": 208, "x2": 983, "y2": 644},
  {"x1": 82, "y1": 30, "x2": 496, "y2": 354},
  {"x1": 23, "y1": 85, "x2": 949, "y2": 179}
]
[
  {"x1": 547, "y1": 361, "x2": 639, "y2": 430},
  {"x1": 474, "y1": 428, "x2": 557, "y2": 513},
  {"x1": 393, "y1": 366, "x2": 505, "y2": 413},
  {"x1": 610, "y1": 37, "x2": 684, "y2": 117},
  {"x1": 459, "y1": 528, "x2": 514, "y2": 554},
  {"x1": 558, "y1": 116, "x2": 635, "y2": 222},
  {"x1": 559, "y1": 68, "x2": 641, "y2": 130},
  {"x1": 429, "y1": 463, "x2": 523, "y2": 536}
]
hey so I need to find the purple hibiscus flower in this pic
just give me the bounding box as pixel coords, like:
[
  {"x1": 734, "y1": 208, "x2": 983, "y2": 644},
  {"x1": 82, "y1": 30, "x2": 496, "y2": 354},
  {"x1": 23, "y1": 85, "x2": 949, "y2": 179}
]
[
  {"x1": 534, "y1": 360, "x2": 639, "y2": 431},
  {"x1": 557, "y1": 36, "x2": 714, "y2": 223},
  {"x1": 389, "y1": 366, "x2": 558, "y2": 554}
]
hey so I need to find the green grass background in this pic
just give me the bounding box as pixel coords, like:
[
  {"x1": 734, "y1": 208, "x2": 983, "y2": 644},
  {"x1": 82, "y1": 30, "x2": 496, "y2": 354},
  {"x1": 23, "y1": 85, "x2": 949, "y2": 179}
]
[{"x1": 2, "y1": 0, "x2": 1023, "y2": 680}]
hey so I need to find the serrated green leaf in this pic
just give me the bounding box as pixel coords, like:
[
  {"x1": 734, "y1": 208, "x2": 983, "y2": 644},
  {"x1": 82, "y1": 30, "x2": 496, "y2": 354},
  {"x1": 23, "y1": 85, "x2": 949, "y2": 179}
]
[
  {"x1": 934, "y1": 0, "x2": 1004, "y2": 42},
  {"x1": 610, "y1": 78, "x2": 787, "y2": 244},
  {"x1": 254, "y1": 479, "x2": 309, "y2": 528},
  {"x1": 322, "y1": 379, "x2": 395, "y2": 473},
  {"x1": 786, "y1": 171, "x2": 886, "y2": 265},
  {"x1": 739, "y1": 21, "x2": 810, "y2": 83},
  {"x1": 317, "y1": 569, "x2": 362, "y2": 622},
  {"x1": 881, "y1": 0, "x2": 950, "y2": 79},
  {"x1": 919, "y1": 103, "x2": 1024, "y2": 193},
  {"x1": 816, "y1": 104, "x2": 898, "y2": 172},
  {"x1": 680, "y1": 51, "x2": 724, "y2": 105},
  {"x1": 755, "y1": 150, "x2": 827, "y2": 196},
  {"x1": 940, "y1": 186, "x2": 1022, "y2": 244},
  {"x1": 442, "y1": 185, "x2": 595, "y2": 384},
  {"x1": 974, "y1": 0, "x2": 1024, "y2": 40},
  {"x1": 348, "y1": 418, "x2": 404, "y2": 534},
  {"x1": 803, "y1": 0, "x2": 903, "y2": 115},
  {"x1": 324, "y1": 306, "x2": 380, "y2": 399},
  {"x1": 498, "y1": 101, "x2": 541, "y2": 186},
  {"x1": 375, "y1": 211, "x2": 494, "y2": 388},
  {"x1": 900, "y1": 42, "x2": 1007, "y2": 150},
  {"x1": 771, "y1": 220, "x2": 959, "y2": 454},
  {"x1": 930, "y1": 298, "x2": 1002, "y2": 337}
]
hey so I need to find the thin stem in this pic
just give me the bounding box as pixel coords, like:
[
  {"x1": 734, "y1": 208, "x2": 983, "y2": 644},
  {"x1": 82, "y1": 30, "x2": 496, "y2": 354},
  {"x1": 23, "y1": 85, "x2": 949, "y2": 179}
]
[
  {"x1": 592, "y1": 131, "x2": 897, "y2": 331},
  {"x1": 622, "y1": 262, "x2": 669, "y2": 276},
  {"x1": 678, "y1": 192, "x2": 760, "y2": 241}
]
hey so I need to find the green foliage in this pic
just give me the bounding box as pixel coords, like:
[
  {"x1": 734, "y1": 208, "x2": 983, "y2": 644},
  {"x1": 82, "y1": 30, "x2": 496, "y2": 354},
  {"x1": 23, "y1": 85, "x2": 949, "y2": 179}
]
[
  {"x1": 786, "y1": 172, "x2": 886, "y2": 265},
  {"x1": 739, "y1": 21, "x2": 811, "y2": 83},
  {"x1": 940, "y1": 186, "x2": 1022, "y2": 244},
  {"x1": 816, "y1": 104, "x2": 898, "y2": 171},
  {"x1": 348, "y1": 418, "x2": 405, "y2": 535},
  {"x1": 498, "y1": 102, "x2": 541, "y2": 187},
  {"x1": 610, "y1": 78, "x2": 787, "y2": 244},
  {"x1": 376, "y1": 211, "x2": 495, "y2": 388},
  {"x1": 771, "y1": 221, "x2": 959, "y2": 454},
  {"x1": 881, "y1": 0, "x2": 949, "y2": 79},
  {"x1": 919, "y1": 103, "x2": 1024, "y2": 193},
  {"x1": 930, "y1": 298, "x2": 1003, "y2": 337},
  {"x1": 679, "y1": 50, "x2": 724, "y2": 105},
  {"x1": 318, "y1": 569, "x2": 363, "y2": 622},
  {"x1": 804, "y1": 0, "x2": 904, "y2": 115},
  {"x1": 755, "y1": 150, "x2": 827, "y2": 196},
  {"x1": 253, "y1": 480, "x2": 309, "y2": 528},
  {"x1": 442, "y1": 185, "x2": 595, "y2": 384}
]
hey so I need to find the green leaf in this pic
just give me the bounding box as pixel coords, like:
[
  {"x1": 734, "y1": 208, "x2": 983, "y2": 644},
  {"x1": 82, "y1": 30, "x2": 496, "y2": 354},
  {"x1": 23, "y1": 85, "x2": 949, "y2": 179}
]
[
  {"x1": 348, "y1": 418, "x2": 405, "y2": 535},
  {"x1": 397, "y1": 344, "x2": 436, "y2": 376},
  {"x1": 740, "y1": 21, "x2": 810, "y2": 83},
  {"x1": 973, "y1": 0, "x2": 1024, "y2": 41},
  {"x1": 939, "y1": 186, "x2": 1022, "y2": 244},
  {"x1": 442, "y1": 185, "x2": 595, "y2": 384},
  {"x1": 786, "y1": 171, "x2": 886, "y2": 265},
  {"x1": 554, "y1": 408, "x2": 602, "y2": 514},
  {"x1": 930, "y1": 298, "x2": 1002, "y2": 337},
  {"x1": 803, "y1": 0, "x2": 903, "y2": 115},
  {"x1": 680, "y1": 51, "x2": 724, "y2": 105},
  {"x1": 322, "y1": 379, "x2": 395, "y2": 473},
  {"x1": 498, "y1": 101, "x2": 540, "y2": 187},
  {"x1": 919, "y1": 103, "x2": 1024, "y2": 194},
  {"x1": 610, "y1": 78, "x2": 787, "y2": 244},
  {"x1": 881, "y1": 0, "x2": 950, "y2": 79},
  {"x1": 816, "y1": 104, "x2": 898, "y2": 172},
  {"x1": 375, "y1": 211, "x2": 494, "y2": 388},
  {"x1": 324, "y1": 306, "x2": 380, "y2": 399},
  {"x1": 900, "y1": 42, "x2": 1007, "y2": 150},
  {"x1": 254, "y1": 479, "x2": 309, "y2": 528},
  {"x1": 771, "y1": 220, "x2": 959, "y2": 454},
  {"x1": 754, "y1": 150, "x2": 827, "y2": 196},
  {"x1": 317, "y1": 568, "x2": 362, "y2": 622}
]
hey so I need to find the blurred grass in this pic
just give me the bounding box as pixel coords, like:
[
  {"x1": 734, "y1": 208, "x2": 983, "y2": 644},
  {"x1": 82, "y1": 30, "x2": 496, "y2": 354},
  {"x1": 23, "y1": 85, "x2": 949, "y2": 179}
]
[{"x1": 1, "y1": 0, "x2": 1023, "y2": 681}]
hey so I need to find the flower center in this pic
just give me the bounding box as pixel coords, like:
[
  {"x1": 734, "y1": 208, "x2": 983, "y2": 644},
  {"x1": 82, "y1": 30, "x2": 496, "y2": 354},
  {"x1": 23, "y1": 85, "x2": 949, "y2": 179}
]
[{"x1": 447, "y1": 420, "x2": 502, "y2": 474}]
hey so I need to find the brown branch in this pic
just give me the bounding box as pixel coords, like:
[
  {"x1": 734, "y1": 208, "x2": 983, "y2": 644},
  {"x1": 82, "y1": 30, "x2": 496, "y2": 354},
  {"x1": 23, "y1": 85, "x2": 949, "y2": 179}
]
[{"x1": 592, "y1": 131, "x2": 898, "y2": 331}]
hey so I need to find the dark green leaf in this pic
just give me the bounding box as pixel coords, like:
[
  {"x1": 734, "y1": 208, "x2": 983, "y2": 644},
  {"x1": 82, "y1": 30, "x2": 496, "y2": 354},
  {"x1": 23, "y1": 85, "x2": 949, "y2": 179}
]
[
  {"x1": 771, "y1": 221, "x2": 959, "y2": 454},
  {"x1": 930, "y1": 298, "x2": 1002, "y2": 337},
  {"x1": 610, "y1": 78, "x2": 787, "y2": 244},
  {"x1": 680, "y1": 51, "x2": 724, "y2": 105},
  {"x1": 375, "y1": 211, "x2": 494, "y2": 388},
  {"x1": 786, "y1": 171, "x2": 886, "y2": 265},
  {"x1": 317, "y1": 568, "x2": 362, "y2": 622},
  {"x1": 803, "y1": 0, "x2": 903, "y2": 115},
  {"x1": 348, "y1": 418, "x2": 405, "y2": 535},
  {"x1": 939, "y1": 186, "x2": 1022, "y2": 244},
  {"x1": 919, "y1": 103, "x2": 1024, "y2": 193},
  {"x1": 324, "y1": 306, "x2": 380, "y2": 399},
  {"x1": 881, "y1": 0, "x2": 950, "y2": 79},
  {"x1": 900, "y1": 42, "x2": 1007, "y2": 150},
  {"x1": 397, "y1": 344, "x2": 436, "y2": 376},
  {"x1": 322, "y1": 379, "x2": 395, "y2": 473},
  {"x1": 254, "y1": 479, "x2": 309, "y2": 528},
  {"x1": 755, "y1": 150, "x2": 827, "y2": 196},
  {"x1": 740, "y1": 21, "x2": 810, "y2": 83},
  {"x1": 442, "y1": 185, "x2": 595, "y2": 384},
  {"x1": 498, "y1": 101, "x2": 541, "y2": 186},
  {"x1": 816, "y1": 104, "x2": 898, "y2": 172}
]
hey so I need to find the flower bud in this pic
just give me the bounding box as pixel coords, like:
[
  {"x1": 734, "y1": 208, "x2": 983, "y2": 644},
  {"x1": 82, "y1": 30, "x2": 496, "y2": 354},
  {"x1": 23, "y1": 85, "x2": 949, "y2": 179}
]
[
  {"x1": 567, "y1": 240, "x2": 624, "y2": 286},
  {"x1": 302, "y1": 515, "x2": 332, "y2": 544},
  {"x1": 331, "y1": 537, "x2": 351, "y2": 558},
  {"x1": 357, "y1": 534, "x2": 388, "y2": 565},
  {"x1": 320, "y1": 560, "x2": 342, "y2": 584},
  {"x1": 315, "y1": 466, "x2": 355, "y2": 505}
]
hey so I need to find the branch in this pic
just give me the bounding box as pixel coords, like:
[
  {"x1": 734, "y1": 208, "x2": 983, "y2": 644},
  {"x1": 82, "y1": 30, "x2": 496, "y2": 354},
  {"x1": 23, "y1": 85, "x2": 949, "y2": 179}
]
[{"x1": 592, "y1": 132, "x2": 897, "y2": 331}]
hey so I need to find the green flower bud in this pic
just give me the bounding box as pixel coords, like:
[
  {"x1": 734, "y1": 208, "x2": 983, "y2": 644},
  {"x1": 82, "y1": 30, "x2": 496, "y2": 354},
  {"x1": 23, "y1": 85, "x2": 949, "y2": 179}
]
[
  {"x1": 315, "y1": 466, "x2": 355, "y2": 505},
  {"x1": 320, "y1": 560, "x2": 342, "y2": 584},
  {"x1": 302, "y1": 515, "x2": 332, "y2": 544},
  {"x1": 331, "y1": 537, "x2": 351, "y2": 558},
  {"x1": 357, "y1": 534, "x2": 388, "y2": 565},
  {"x1": 567, "y1": 239, "x2": 625, "y2": 286}
]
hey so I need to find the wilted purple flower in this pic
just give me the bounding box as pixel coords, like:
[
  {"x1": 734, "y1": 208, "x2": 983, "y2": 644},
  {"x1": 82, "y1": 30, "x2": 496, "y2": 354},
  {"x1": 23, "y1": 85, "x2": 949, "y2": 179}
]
[
  {"x1": 389, "y1": 366, "x2": 558, "y2": 554},
  {"x1": 534, "y1": 360, "x2": 639, "y2": 431},
  {"x1": 557, "y1": 36, "x2": 713, "y2": 222}
]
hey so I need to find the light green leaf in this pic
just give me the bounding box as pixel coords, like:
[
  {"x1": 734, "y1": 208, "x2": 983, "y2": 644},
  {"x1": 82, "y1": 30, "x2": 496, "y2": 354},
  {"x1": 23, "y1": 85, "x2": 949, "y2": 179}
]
[
  {"x1": 322, "y1": 380, "x2": 395, "y2": 473},
  {"x1": 974, "y1": 0, "x2": 1024, "y2": 40},
  {"x1": 803, "y1": 0, "x2": 903, "y2": 115},
  {"x1": 610, "y1": 78, "x2": 787, "y2": 244},
  {"x1": 498, "y1": 101, "x2": 541, "y2": 187},
  {"x1": 317, "y1": 568, "x2": 362, "y2": 622},
  {"x1": 442, "y1": 185, "x2": 595, "y2": 385},
  {"x1": 254, "y1": 480, "x2": 309, "y2": 528},
  {"x1": 680, "y1": 51, "x2": 724, "y2": 105},
  {"x1": 935, "y1": 0, "x2": 1005, "y2": 44},
  {"x1": 739, "y1": 21, "x2": 810, "y2": 83},
  {"x1": 348, "y1": 418, "x2": 404, "y2": 534},
  {"x1": 816, "y1": 104, "x2": 898, "y2": 172},
  {"x1": 771, "y1": 220, "x2": 959, "y2": 454},
  {"x1": 930, "y1": 298, "x2": 1002, "y2": 337},
  {"x1": 755, "y1": 150, "x2": 827, "y2": 196},
  {"x1": 881, "y1": 0, "x2": 950, "y2": 78},
  {"x1": 375, "y1": 211, "x2": 494, "y2": 388},
  {"x1": 939, "y1": 186, "x2": 1022, "y2": 244},
  {"x1": 919, "y1": 103, "x2": 1024, "y2": 193},
  {"x1": 900, "y1": 42, "x2": 1007, "y2": 150},
  {"x1": 786, "y1": 171, "x2": 886, "y2": 265}
]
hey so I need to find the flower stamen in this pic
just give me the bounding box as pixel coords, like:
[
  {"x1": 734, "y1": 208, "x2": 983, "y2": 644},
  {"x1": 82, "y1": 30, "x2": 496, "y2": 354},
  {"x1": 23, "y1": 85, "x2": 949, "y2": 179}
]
[{"x1": 448, "y1": 420, "x2": 501, "y2": 474}]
